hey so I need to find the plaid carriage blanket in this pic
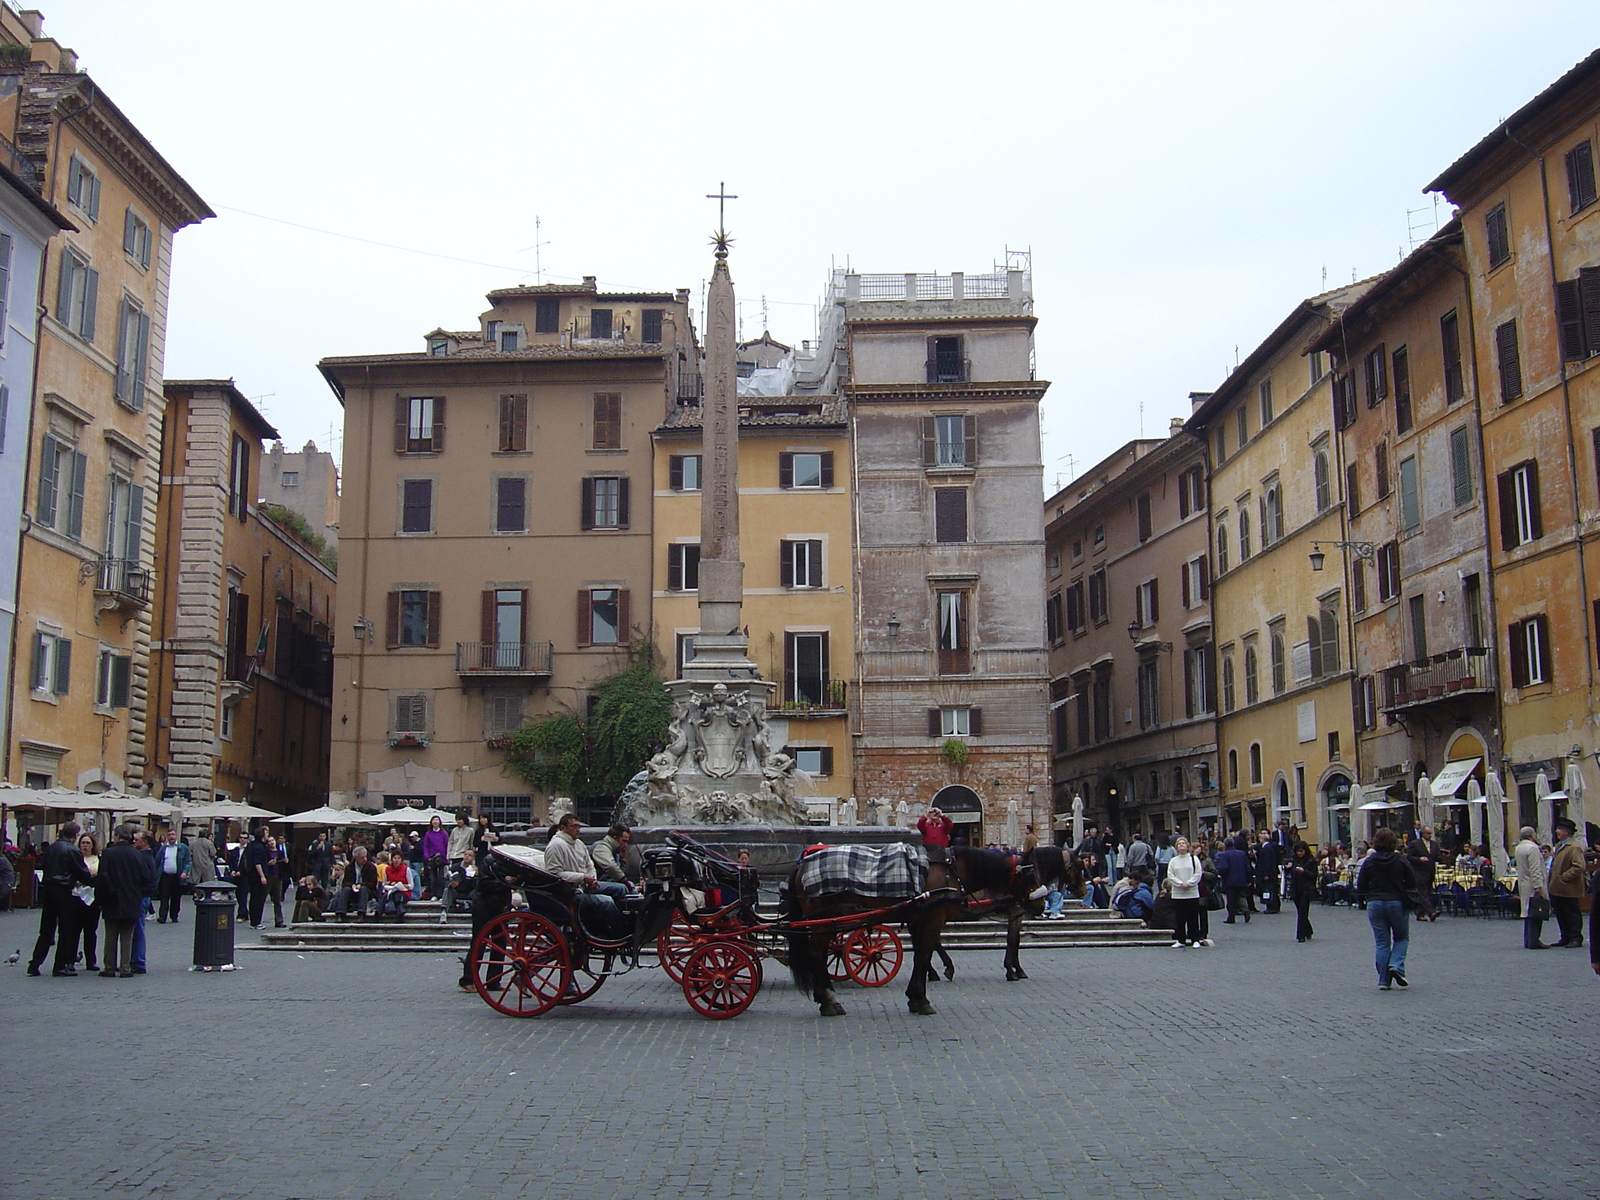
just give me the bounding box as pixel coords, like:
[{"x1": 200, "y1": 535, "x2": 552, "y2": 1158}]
[{"x1": 795, "y1": 843, "x2": 928, "y2": 900}]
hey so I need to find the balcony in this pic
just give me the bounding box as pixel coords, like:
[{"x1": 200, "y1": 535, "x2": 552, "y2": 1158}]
[
  {"x1": 777, "y1": 678, "x2": 848, "y2": 717},
  {"x1": 1382, "y1": 647, "x2": 1492, "y2": 712},
  {"x1": 455, "y1": 641, "x2": 554, "y2": 678},
  {"x1": 89, "y1": 558, "x2": 151, "y2": 612}
]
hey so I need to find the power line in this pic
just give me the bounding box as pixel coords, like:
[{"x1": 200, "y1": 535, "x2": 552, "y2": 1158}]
[{"x1": 215, "y1": 204, "x2": 536, "y2": 274}]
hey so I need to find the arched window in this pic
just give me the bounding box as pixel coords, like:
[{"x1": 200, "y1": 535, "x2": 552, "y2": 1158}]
[
  {"x1": 1239, "y1": 508, "x2": 1252, "y2": 560},
  {"x1": 1217, "y1": 521, "x2": 1230, "y2": 574},
  {"x1": 1244, "y1": 644, "x2": 1259, "y2": 705},
  {"x1": 1228, "y1": 748, "x2": 1239, "y2": 790},
  {"x1": 1313, "y1": 449, "x2": 1331, "y2": 511},
  {"x1": 1221, "y1": 655, "x2": 1236, "y2": 713},
  {"x1": 1249, "y1": 743, "x2": 1263, "y2": 785}
]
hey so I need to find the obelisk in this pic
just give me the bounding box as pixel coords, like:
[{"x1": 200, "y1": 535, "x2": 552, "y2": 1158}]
[{"x1": 685, "y1": 214, "x2": 757, "y2": 679}]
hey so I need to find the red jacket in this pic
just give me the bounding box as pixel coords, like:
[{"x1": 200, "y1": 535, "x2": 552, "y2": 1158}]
[{"x1": 917, "y1": 814, "x2": 954, "y2": 848}]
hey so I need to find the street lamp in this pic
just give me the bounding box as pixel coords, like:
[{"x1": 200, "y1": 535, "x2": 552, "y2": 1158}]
[
  {"x1": 1309, "y1": 540, "x2": 1375, "y2": 571},
  {"x1": 353, "y1": 616, "x2": 376, "y2": 641}
]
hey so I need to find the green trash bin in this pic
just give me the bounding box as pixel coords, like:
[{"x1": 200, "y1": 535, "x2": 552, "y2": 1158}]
[{"x1": 193, "y1": 879, "x2": 237, "y2": 968}]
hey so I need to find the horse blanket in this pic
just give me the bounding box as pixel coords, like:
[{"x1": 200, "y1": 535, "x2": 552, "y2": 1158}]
[{"x1": 795, "y1": 843, "x2": 928, "y2": 900}]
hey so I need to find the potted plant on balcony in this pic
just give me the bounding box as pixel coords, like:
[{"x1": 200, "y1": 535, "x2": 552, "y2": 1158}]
[{"x1": 389, "y1": 733, "x2": 428, "y2": 749}]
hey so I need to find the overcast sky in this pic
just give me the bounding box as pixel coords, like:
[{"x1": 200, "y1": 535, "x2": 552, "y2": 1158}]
[{"x1": 39, "y1": 1, "x2": 1600, "y2": 496}]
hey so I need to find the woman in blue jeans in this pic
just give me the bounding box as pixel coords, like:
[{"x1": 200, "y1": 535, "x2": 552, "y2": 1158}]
[{"x1": 1355, "y1": 827, "x2": 1419, "y2": 990}]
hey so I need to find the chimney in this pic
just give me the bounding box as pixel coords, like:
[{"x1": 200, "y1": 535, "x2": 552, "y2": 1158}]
[
  {"x1": 1169, "y1": 417, "x2": 1184, "y2": 437},
  {"x1": 19, "y1": 10, "x2": 43, "y2": 38},
  {"x1": 1188, "y1": 390, "x2": 1213, "y2": 414},
  {"x1": 582, "y1": 275, "x2": 597, "y2": 290}
]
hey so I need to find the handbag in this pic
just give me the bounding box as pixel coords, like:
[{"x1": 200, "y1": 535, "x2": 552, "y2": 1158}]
[
  {"x1": 1530, "y1": 894, "x2": 1552, "y2": 921},
  {"x1": 1204, "y1": 889, "x2": 1226, "y2": 911}
]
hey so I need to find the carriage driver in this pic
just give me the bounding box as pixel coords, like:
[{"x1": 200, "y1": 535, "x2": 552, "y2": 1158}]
[{"x1": 545, "y1": 814, "x2": 631, "y2": 924}]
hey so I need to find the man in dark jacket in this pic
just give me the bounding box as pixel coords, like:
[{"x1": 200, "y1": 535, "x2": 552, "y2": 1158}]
[
  {"x1": 1405, "y1": 826, "x2": 1442, "y2": 920},
  {"x1": 28, "y1": 821, "x2": 93, "y2": 976},
  {"x1": 96, "y1": 824, "x2": 156, "y2": 976},
  {"x1": 1216, "y1": 836, "x2": 1253, "y2": 924},
  {"x1": 1256, "y1": 830, "x2": 1283, "y2": 914}
]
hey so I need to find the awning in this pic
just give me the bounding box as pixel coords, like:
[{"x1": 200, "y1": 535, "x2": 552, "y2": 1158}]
[
  {"x1": 1428, "y1": 757, "x2": 1482, "y2": 798},
  {"x1": 949, "y1": 810, "x2": 981, "y2": 824}
]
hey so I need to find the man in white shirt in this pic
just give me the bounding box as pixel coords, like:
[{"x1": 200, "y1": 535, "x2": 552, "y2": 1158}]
[
  {"x1": 155, "y1": 829, "x2": 191, "y2": 924},
  {"x1": 544, "y1": 814, "x2": 628, "y2": 925}
]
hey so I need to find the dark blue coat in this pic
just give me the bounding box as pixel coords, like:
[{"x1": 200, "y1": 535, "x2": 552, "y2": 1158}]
[{"x1": 1216, "y1": 846, "x2": 1252, "y2": 889}]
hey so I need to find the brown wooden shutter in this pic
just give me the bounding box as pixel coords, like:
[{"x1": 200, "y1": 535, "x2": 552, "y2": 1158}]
[
  {"x1": 778, "y1": 453, "x2": 793, "y2": 489},
  {"x1": 617, "y1": 478, "x2": 630, "y2": 528},
  {"x1": 779, "y1": 541, "x2": 794, "y2": 587},
  {"x1": 577, "y1": 590, "x2": 592, "y2": 648},
  {"x1": 935, "y1": 488, "x2": 966, "y2": 542},
  {"x1": 819, "y1": 747, "x2": 834, "y2": 775},
  {"x1": 819, "y1": 630, "x2": 831, "y2": 688},
  {"x1": 1352, "y1": 561, "x2": 1366, "y2": 612},
  {"x1": 394, "y1": 396, "x2": 409, "y2": 452},
  {"x1": 1508, "y1": 620, "x2": 1528, "y2": 688},
  {"x1": 517, "y1": 589, "x2": 528, "y2": 642},
  {"x1": 1580, "y1": 267, "x2": 1600, "y2": 357},
  {"x1": 819, "y1": 452, "x2": 834, "y2": 488},
  {"x1": 616, "y1": 589, "x2": 631, "y2": 645},
  {"x1": 927, "y1": 709, "x2": 942, "y2": 737},
  {"x1": 1557, "y1": 279, "x2": 1586, "y2": 361},
  {"x1": 425, "y1": 592, "x2": 442, "y2": 648},
  {"x1": 1199, "y1": 555, "x2": 1209, "y2": 601},
  {"x1": 668, "y1": 546, "x2": 683, "y2": 591},
  {"x1": 1183, "y1": 652, "x2": 1194, "y2": 718},
  {"x1": 669, "y1": 456, "x2": 684, "y2": 490},
  {"x1": 1525, "y1": 462, "x2": 1542, "y2": 539},
  {"x1": 1321, "y1": 609, "x2": 1339, "y2": 673},
  {"x1": 385, "y1": 591, "x2": 401, "y2": 648},
  {"x1": 1181, "y1": 565, "x2": 1190, "y2": 610},
  {"x1": 963, "y1": 415, "x2": 977, "y2": 467},
  {"x1": 1346, "y1": 463, "x2": 1360, "y2": 518},
  {"x1": 431, "y1": 396, "x2": 446, "y2": 450},
  {"x1": 498, "y1": 396, "x2": 513, "y2": 450},
  {"x1": 580, "y1": 478, "x2": 595, "y2": 530},
  {"x1": 1308, "y1": 616, "x2": 1323, "y2": 679},
  {"x1": 921, "y1": 417, "x2": 937, "y2": 467},
  {"x1": 968, "y1": 708, "x2": 983, "y2": 737},
  {"x1": 1593, "y1": 599, "x2": 1600, "y2": 669},
  {"x1": 481, "y1": 590, "x2": 496, "y2": 644},
  {"x1": 1496, "y1": 321, "x2": 1522, "y2": 402},
  {"x1": 1500, "y1": 469, "x2": 1521, "y2": 551}
]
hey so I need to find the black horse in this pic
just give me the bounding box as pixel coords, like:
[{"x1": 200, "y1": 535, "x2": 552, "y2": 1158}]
[{"x1": 784, "y1": 848, "x2": 1044, "y2": 1016}]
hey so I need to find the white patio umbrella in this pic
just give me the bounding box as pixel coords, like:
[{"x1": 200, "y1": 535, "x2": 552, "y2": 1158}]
[
  {"x1": 269, "y1": 805, "x2": 363, "y2": 826},
  {"x1": 1466, "y1": 777, "x2": 1485, "y2": 849},
  {"x1": 1485, "y1": 771, "x2": 1510, "y2": 876},
  {"x1": 102, "y1": 794, "x2": 180, "y2": 820},
  {"x1": 1070, "y1": 794, "x2": 1085, "y2": 848},
  {"x1": 1534, "y1": 769, "x2": 1553, "y2": 844},
  {"x1": 1563, "y1": 760, "x2": 1587, "y2": 848},
  {"x1": 1003, "y1": 800, "x2": 1021, "y2": 848},
  {"x1": 179, "y1": 799, "x2": 279, "y2": 822},
  {"x1": 1416, "y1": 772, "x2": 1434, "y2": 834}
]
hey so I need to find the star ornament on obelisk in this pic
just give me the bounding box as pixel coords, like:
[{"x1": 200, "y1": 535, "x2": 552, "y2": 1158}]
[{"x1": 687, "y1": 182, "x2": 757, "y2": 679}]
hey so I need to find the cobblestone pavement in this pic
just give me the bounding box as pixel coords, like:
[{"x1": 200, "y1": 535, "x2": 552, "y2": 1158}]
[{"x1": 0, "y1": 903, "x2": 1591, "y2": 1200}]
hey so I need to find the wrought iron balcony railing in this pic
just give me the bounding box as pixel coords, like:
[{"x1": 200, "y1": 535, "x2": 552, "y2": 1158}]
[{"x1": 455, "y1": 641, "x2": 554, "y2": 676}]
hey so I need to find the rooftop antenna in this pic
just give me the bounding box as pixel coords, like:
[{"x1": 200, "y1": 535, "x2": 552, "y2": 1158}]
[
  {"x1": 251, "y1": 392, "x2": 275, "y2": 419},
  {"x1": 761, "y1": 294, "x2": 769, "y2": 334},
  {"x1": 1406, "y1": 195, "x2": 1441, "y2": 250},
  {"x1": 1139, "y1": 399, "x2": 1145, "y2": 438},
  {"x1": 1322, "y1": 265, "x2": 1328, "y2": 289},
  {"x1": 519, "y1": 216, "x2": 550, "y2": 284}
]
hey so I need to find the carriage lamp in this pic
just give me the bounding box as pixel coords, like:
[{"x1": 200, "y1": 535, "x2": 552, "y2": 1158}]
[{"x1": 353, "y1": 616, "x2": 376, "y2": 641}]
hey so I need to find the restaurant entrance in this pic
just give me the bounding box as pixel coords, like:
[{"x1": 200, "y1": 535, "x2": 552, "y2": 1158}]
[{"x1": 932, "y1": 785, "x2": 983, "y2": 847}]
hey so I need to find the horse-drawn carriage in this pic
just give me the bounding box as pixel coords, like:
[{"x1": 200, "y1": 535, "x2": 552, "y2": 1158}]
[{"x1": 465, "y1": 833, "x2": 1044, "y2": 1020}]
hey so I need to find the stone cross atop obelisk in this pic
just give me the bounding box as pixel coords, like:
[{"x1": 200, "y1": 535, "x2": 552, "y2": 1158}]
[{"x1": 687, "y1": 186, "x2": 757, "y2": 679}]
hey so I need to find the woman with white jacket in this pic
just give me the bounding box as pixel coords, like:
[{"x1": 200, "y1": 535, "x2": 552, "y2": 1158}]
[{"x1": 1166, "y1": 835, "x2": 1204, "y2": 948}]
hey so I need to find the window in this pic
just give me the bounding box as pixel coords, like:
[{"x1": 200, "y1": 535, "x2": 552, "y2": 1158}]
[
  {"x1": 387, "y1": 590, "x2": 441, "y2": 649},
  {"x1": 937, "y1": 589, "x2": 970, "y2": 675},
  {"x1": 592, "y1": 393, "x2": 622, "y2": 449},
  {"x1": 229, "y1": 434, "x2": 250, "y2": 521},
  {"x1": 1222, "y1": 653, "x2": 1236, "y2": 713},
  {"x1": 1137, "y1": 658, "x2": 1160, "y2": 730},
  {"x1": 1235, "y1": 405, "x2": 1248, "y2": 447},
  {"x1": 923, "y1": 414, "x2": 975, "y2": 468},
  {"x1": 1216, "y1": 519, "x2": 1230, "y2": 574},
  {"x1": 1177, "y1": 465, "x2": 1205, "y2": 517},
  {"x1": 1258, "y1": 378, "x2": 1273, "y2": 425},
  {"x1": 428, "y1": 338, "x2": 448, "y2": 357},
  {"x1": 1065, "y1": 580, "x2": 1086, "y2": 634},
  {"x1": 589, "y1": 308, "x2": 613, "y2": 339},
  {"x1": 1092, "y1": 522, "x2": 1105, "y2": 550},
  {"x1": 1228, "y1": 748, "x2": 1239, "y2": 790},
  {"x1": 578, "y1": 587, "x2": 630, "y2": 647},
  {"x1": 1134, "y1": 578, "x2": 1159, "y2": 629},
  {"x1": 499, "y1": 329, "x2": 519, "y2": 352},
  {"x1": 1046, "y1": 592, "x2": 1063, "y2": 644},
  {"x1": 30, "y1": 631, "x2": 71, "y2": 696},
  {"x1": 1441, "y1": 311, "x2": 1464, "y2": 403},
  {"x1": 1393, "y1": 345, "x2": 1412, "y2": 432},
  {"x1": 1449, "y1": 426, "x2": 1474, "y2": 507},
  {"x1": 779, "y1": 451, "x2": 833, "y2": 489},
  {"x1": 1215, "y1": 426, "x2": 1227, "y2": 463},
  {"x1": 1308, "y1": 599, "x2": 1341, "y2": 678},
  {"x1": 581, "y1": 476, "x2": 629, "y2": 530},
  {"x1": 668, "y1": 543, "x2": 700, "y2": 591},
  {"x1": 224, "y1": 587, "x2": 250, "y2": 681},
  {"x1": 486, "y1": 692, "x2": 527, "y2": 738},
  {"x1": 535, "y1": 297, "x2": 560, "y2": 334},
  {"x1": 1557, "y1": 268, "x2": 1600, "y2": 361},
  {"x1": 1355, "y1": 676, "x2": 1378, "y2": 732},
  {"x1": 95, "y1": 648, "x2": 131, "y2": 709},
  {"x1": 1485, "y1": 203, "x2": 1511, "y2": 268},
  {"x1": 781, "y1": 539, "x2": 823, "y2": 588},
  {"x1": 1244, "y1": 641, "x2": 1259, "y2": 705},
  {"x1": 495, "y1": 477, "x2": 525, "y2": 533},
  {"x1": 401, "y1": 479, "x2": 433, "y2": 533},
  {"x1": 1270, "y1": 621, "x2": 1287, "y2": 695},
  {"x1": 1464, "y1": 573, "x2": 1484, "y2": 648},
  {"x1": 1409, "y1": 595, "x2": 1428, "y2": 661},
  {"x1": 1313, "y1": 448, "x2": 1331, "y2": 512},
  {"x1": 36, "y1": 434, "x2": 86, "y2": 537},
  {"x1": 478, "y1": 589, "x2": 527, "y2": 667},
  {"x1": 934, "y1": 487, "x2": 968, "y2": 542},
  {"x1": 788, "y1": 746, "x2": 834, "y2": 776},
  {"x1": 394, "y1": 395, "x2": 444, "y2": 453},
  {"x1": 670, "y1": 454, "x2": 701, "y2": 490},
  {"x1": 1364, "y1": 345, "x2": 1388, "y2": 406},
  {"x1": 1261, "y1": 478, "x2": 1282, "y2": 544},
  {"x1": 391, "y1": 692, "x2": 429, "y2": 734},
  {"x1": 478, "y1": 794, "x2": 533, "y2": 827},
  {"x1": 1508, "y1": 616, "x2": 1551, "y2": 687},
  {"x1": 1249, "y1": 743, "x2": 1263, "y2": 786},
  {"x1": 936, "y1": 706, "x2": 975, "y2": 738},
  {"x1": 1309, "y1": 350, "x2": 1326, "y2": 383},
  {"x1": 56, "y1": 248, "x2": 98, "y2": 340},
  {"x1": 1087, "y1": 568, "x2": 1108, "y2": 626},
  {"x1": 1377, "y1": 541, "x2": 1400, "y2": 602},
  {"x1": 219, "y1": 702, "x2": 234, "y2": 740},
  {"x1": 1346, "y1": 463, "x2": 1361, "y2": 519},
  {"x1": 1091, "y1": 668, "x2": 1112, "y2": 742},
  {"x1": 1375, "y1": 443, "x2": 1390, "y2": 499},
  {"x1": 641, "y1": 308, "x2": 664, "y2": 344},
  {"x1": 281, "y1": 471, "x2": 299, "y2": 487},
  {"x1": 1332, "y1": 372, "x2": 1357, "y2": 430},
  {"x1": 1568, "y1": 141, "x2": 1597, "y2": 213},
  {"x1": 1180, "y1": 555, "x2": 1209, "y2": 609},
  {"x1": 926, "y1": 335, "x2": 966, "y2": 383},
  {"x1": 1498, "y1": 461, "x2": 1542, "y2": 549},
  {"x1": 1352, "y1": 560, "x2": 1367, "y2": 614},
  {"x1": 1398, "y1": 455, "x2": 1420, "y2": 531},
  {"x1": 1238, "y1": 506, "x2": 1252, "y2": 561},
  {"x1": 66, "y1": 155, "x2": 100, "y2": 221},
  {"x1": 1184, "y1": 643, "x2": 1215, "y2": 718},
  {"x1": 784, "y1": 631, "x2": 829, "y2": 705},
  {"x1": 103, "y1": 471, "x2": 143, "y2": 571},
  {"x1": 1495, "y1": 320, "x2": 1522, "y2": 403},
  {"x1": 498, "y1": 394, "x2": 528, "y2": 452},
  {"x1": 0, "y1": 231, "x2": 10, "y2": 347}
]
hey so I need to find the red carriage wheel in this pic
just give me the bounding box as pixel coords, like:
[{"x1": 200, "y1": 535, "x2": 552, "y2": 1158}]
[
  {"x1": 826, "y1": 933, "x2": 850, "y2": 981},
  {"x1": 469, "y1": 911, "x2": 571, "y2": 1018},
  {"x1": 843, "y1": 925, "x2": 903, "y2": 988},
  {"x1": 657, "y1": 918, "x2": 698, "y2": 984},
  {"x1": 681, "y1": 940, "x2": 762, "y2": 1019},
  {"x1": 558, "y1": 966, "x2": 606, "y2": 1005}
]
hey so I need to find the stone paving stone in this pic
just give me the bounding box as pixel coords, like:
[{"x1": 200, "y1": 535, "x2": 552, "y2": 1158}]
[{"x1": 0, "y1": 904, "x2": 1592, "y2": 1199}]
